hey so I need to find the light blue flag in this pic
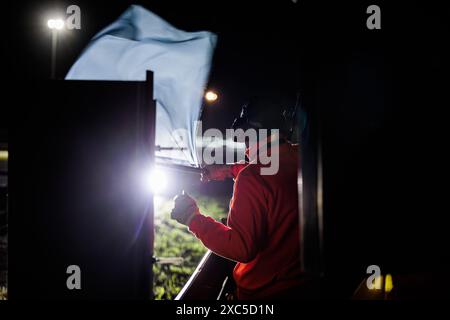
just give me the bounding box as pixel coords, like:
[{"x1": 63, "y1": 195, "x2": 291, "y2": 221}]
[{"x1": 66, "y1": 5, "x2": 217, "y2": 167}]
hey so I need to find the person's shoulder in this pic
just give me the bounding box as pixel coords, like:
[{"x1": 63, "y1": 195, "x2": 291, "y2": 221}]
[
  {"x1": 285, "y1": 142, "x2": 299, "y2": 153},
  {"x1": 290, "y1": 143, "x2": 299, "y2": 150},
  {"x1": 235, "y1": 162, "x2": 263, "y2": 183}
]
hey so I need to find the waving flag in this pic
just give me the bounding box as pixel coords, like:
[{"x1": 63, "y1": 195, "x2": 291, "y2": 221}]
[{"x1": 66, "y1": 5, "x2": 217, "y2": 167}]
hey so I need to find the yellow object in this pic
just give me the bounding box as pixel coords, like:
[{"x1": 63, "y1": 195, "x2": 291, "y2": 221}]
[
  {"x1": 372, "y1": 275, "x2": 383, "y2": 290},
  {"x1": 385, "y1": 274, "x2": 394, "y2": 293},
  {"x1": 0, "y1": 150, "x2": 8, "y2": 161}
]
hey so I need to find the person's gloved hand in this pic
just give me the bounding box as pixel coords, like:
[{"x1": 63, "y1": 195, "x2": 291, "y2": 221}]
[
  {"x1": 201, "y1": 165, "x2": 232, "y2": 182},
  {"x1": 170, "y1": 190, "x2": 200, "y2": 226}
]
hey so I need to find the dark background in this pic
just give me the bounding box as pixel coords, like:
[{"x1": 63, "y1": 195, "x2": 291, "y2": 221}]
[{"x1": 3, "y1": 0, "x2": 450, "y2": 298}]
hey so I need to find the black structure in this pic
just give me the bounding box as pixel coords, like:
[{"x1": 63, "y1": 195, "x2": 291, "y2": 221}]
[
  {"x1": 9, "y1": 72, "x2": 156, "y2": 299},
  {"x1": 297, "y1": 2, "x2": 450, "y2": 298},
  {"x1": 0, "y1": 143, "x2": 7, "y2": 295}
]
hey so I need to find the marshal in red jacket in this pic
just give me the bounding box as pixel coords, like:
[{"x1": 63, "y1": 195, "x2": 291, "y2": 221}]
[{"x1": 188, "y1": 143, "x2": 303, "y2": 299}]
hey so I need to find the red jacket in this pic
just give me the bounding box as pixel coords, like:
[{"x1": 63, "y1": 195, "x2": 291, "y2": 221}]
[{"x1": 189, "y1": 143, "x2": 303, "y2": 299}]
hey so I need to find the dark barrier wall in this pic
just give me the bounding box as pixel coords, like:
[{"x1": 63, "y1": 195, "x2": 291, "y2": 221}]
[
  {"x1": 9, "y1": 74, "x2": 156, "y2": 299},
  {"x1": 298, "y1": 2, "x2": 449, "y2": 298}
]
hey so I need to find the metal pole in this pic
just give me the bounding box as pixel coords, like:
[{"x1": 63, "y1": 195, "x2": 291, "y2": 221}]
[
  {"x1": 156, "y1": 162, "x2": 202, "y2": 175},
  {"x1": 51, "y1": 30, "x2": 58, "y2": 79}
]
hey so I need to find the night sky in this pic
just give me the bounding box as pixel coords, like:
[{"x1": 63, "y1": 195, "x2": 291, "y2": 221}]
[
  {"x1": 6, "y1": 0, "x2": 302, "y2": 134},
  {"x1": 7, "y1": 1, "x2": 449, "y2": 136}
]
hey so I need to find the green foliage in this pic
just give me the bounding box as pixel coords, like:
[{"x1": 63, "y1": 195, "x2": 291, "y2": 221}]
[
  {"x1": 153, "y1": 195, "x2": 228, "y2": 300},
  {"x1": 0, "y1": 286, "x2": 6, "y2": 300}
]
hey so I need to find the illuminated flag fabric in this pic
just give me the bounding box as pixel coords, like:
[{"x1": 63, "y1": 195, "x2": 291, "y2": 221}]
[{"x1": 66, "y1": 5, "x2": 217, "y2": 167}]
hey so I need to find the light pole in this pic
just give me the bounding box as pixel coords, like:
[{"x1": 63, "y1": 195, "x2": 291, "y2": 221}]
[{"x1": 47, "y1": 19, "x2": 64, "y2": 79}]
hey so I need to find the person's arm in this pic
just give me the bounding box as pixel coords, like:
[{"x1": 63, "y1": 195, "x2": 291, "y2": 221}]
[
  {"x1": 201, "y1": 162, "x2": 248, "y2": 182},
  {"x1": 189, "y1": 171, "x2": 267, "y2": 263}
]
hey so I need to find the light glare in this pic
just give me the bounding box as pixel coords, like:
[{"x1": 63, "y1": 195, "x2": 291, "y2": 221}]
[
  {"x1": 142, "y1": 168, "x2": 168, "y2": 194},
  {"x1": 205, "y1": 91, "x2": 218, "y2": 102},
  {"x1": 0, "y1": 151, "x2": 7, "y2": 161},
  {"x1": 47, "y1": 19, "x2": 65, "y2": 30}
]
